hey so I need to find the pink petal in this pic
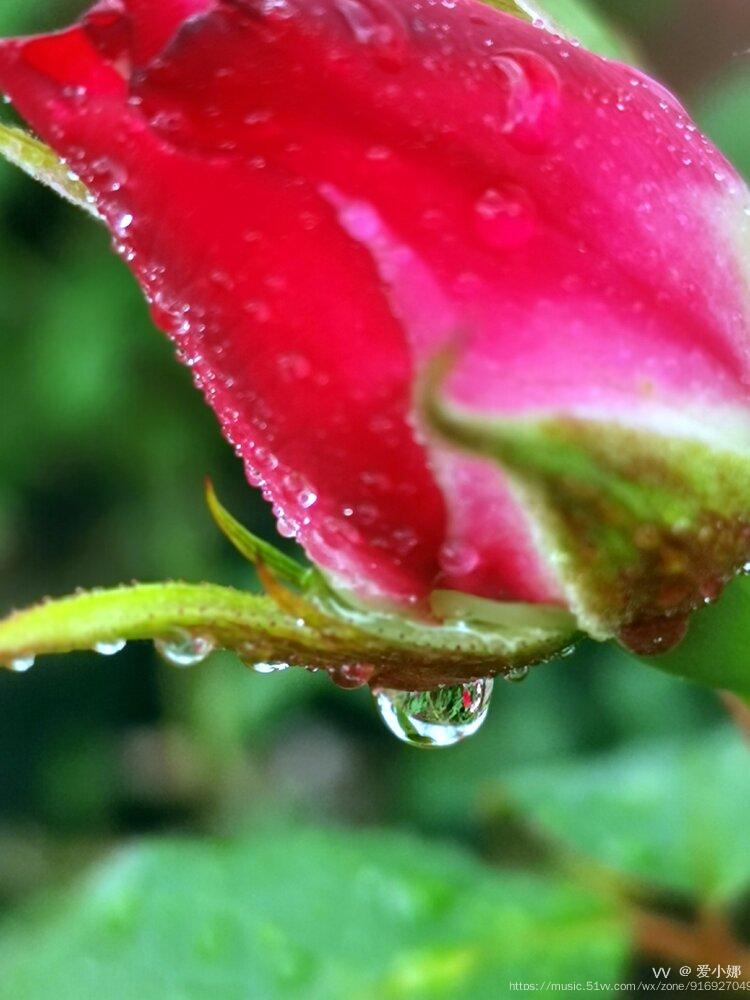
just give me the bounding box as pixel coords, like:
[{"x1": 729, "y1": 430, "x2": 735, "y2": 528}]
[{"x1": 0, "y1": 23, "x2": 449, "y2": 605}]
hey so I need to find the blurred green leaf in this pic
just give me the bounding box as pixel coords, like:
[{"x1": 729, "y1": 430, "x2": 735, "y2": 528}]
[
  {"x1": 0, "y1": 827, "x2": 628, "y2": 998},
  {"x1": 180, "y1": 651, "x2": 317, "y2": 759},
  {"x1": 497, "y1": 727, "x2": 750, "y2": 904},
  {"x1": 487, "y1": 0, "x2": 640, "y2": 62},
  {"x1": 536, "y1": 0, "x2": 639, "y2": 61},
  {"x1": 695, "y1": 68, "x2": 750, "y2": 180},
  {"x1": 393, "y1": 644, "x2": 715, "y2": 833}
]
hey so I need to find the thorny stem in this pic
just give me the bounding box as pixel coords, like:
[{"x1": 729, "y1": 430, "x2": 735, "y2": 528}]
[
  {"x1": 635, "y1": 909, "x2": 750, "y2": 973},
  {"x1": 720, "y1": 692, "x2": 750, "y2": 745},
  {"x1": 494, "y1": 808, "x2": 750, "y2": 973}
]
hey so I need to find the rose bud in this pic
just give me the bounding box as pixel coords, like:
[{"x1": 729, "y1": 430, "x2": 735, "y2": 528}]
[{"x1": 0, "y1": 0, "x2": 749, "y2": 714}]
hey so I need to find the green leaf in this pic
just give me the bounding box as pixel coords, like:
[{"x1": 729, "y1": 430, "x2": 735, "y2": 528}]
[
  {"x1": 695, "y1": 68, "x2": 750, "y2": 182},
  {"x1": 485, "y1": 0, "x2": 640, "y2": 63},
  {"x1": 496, "y1": 727, "x2": 750, "y2": 905},
  {"x1": 634, "y1": 575, "x2": 750, "y2": 699},
  {"x1": 0, "y1": 827, "x2": 628, "y2": 998},
  {"x1": 0, "y1": 122, "x2": 95, "y2": 215}
]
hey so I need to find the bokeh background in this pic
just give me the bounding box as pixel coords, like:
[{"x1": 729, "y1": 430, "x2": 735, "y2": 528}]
[{"x1": 1, "y1": 0, "x2": 750, "y2": 994}]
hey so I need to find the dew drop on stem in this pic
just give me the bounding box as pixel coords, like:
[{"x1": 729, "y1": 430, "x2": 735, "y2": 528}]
[
  {"x1": 94, "y1": 638, "x2": 126, "y2": 656},
  {"x1": 10, "y1": 654, "x2": 35, "y2": 673},
  {"x1": 330, "y1": 663, "x2": 375, "y2": 689},
  {"x1": 252, "y1": 662, "x2": 290, "y2": 674},
  {"x1": 155, "y1": 630, "x2": 215, "y2": 667}
]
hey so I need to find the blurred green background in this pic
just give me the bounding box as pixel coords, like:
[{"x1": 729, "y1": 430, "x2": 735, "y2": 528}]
[{"x1": 1, "y1": 0, "x2": 750, "y2": 995}]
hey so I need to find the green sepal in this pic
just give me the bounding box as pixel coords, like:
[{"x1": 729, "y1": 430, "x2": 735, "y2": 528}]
[
  {"x1": 0, "y1": 122, "x2": 95, "y2": 215},
  {"x1": 422, "y1": 358, "x2": 750, "y2": 641},
  {"x1": 205, "y1": 479, "x2": 313, "y2": 589}
]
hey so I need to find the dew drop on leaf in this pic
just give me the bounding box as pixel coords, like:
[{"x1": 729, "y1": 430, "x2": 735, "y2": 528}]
[
  {"x1": 373, "y1": 678, "x2": 494, "y2": 747},
  {"x1": 155, "y1": 630, "x2": 215, "y2": 667}
]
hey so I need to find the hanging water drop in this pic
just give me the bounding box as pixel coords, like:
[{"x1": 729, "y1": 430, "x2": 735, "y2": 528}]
[
  {"x1": 94, "y1": 638, "x2": 126, "y2": 656},
  {"x1": 373, "y1": 678, "x2": 494, "y2": 748},
  {"x1": 616, "y1": 615, "x2": 689, "y2": 656},
  {"x1": 10, "y1": 654, "x2": 35, "y2": 673},
  {"x1": 330, "y1": 662, "x2": 375, "y2": 689},
  {"x1": 252, "y1": 661, "x2": 290, "y2": 674},
  {"x1": 504, "y1": 664, "x2": 529, "y2": 683},
  {"x1": 155, "y1": 630, "x2": 215, "y2": 667}
]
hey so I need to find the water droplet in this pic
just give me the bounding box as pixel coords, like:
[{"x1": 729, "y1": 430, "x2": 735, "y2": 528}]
[
  {"x1": 373, "y1": 678, "x2": 493, "y2": 748},
  {"x1": 366, "y1": 144, "x2": 392, "y2": 160},
  {"x1": 10, "y1": 654, "x2": 35, "y2": 673},
  {"x1": 252, "y1": 661, "x2": 290, "y2": 674},
  {"x1": 276, "y1": 516, "x2": 298, "y2": 539},
  {"x1": 439, "y1": 541, "x2": 479, "y2": 577},
  {"x1": 298, "y1": 489, "x2": 318, "y2": 509},
  {"x1": 334, "y1": 0, "x2": 409, "y2": 70},
  {"x1": 330, "y1": 663, "x2": 375, "y2": 689},
  {"x1": 504, "y1": 665, "x2": 529, "y2": 683},
  {"x1": 473, "y1": 185, "x2": 536, "y2": 249},
  {"x1": 94, "y1": 638, "x2": 126, "y2": 656},
  {"x1": 155, "y1": 630, "x2": 215, "y2": 667},
  {"x1": 617, "y1": 615, "x2": 689, "y2": 656},
  {"x1": 115, "y1": 212, "x2": 133, "y2": 236},
  {"x1": 492, "y1": 49, "x2": 561, "y2": 153}
]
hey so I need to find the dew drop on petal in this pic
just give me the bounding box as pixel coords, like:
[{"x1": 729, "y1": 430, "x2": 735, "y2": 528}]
[
  {"x1": 333, "y1": 0, "x2": 409, "y2": 69},
  {"x1": 298, "y1": 489, "x2": 318, "y2": 509},
  {"x1": 373, "y1": 678, "x2": 493, "y2": 747},
  {"x1": 439, "y1": 541, "x2": 480, "y2": 577},
  {"x1": 94, "y1": 638, "x2": 127, "y2": 656},
  {"x1": 473, "y1": 185, "x2": 536, "y2": 250},
  {"x1": 155, "y1": 630, "x2": 215, "y2": 667},
  {"x1": 276, "y1": 517, "x2": 298, "y2": 539},
  {"x1": 115, "y1": 212, "x2": 133, "y2": 236},
  {"x1": 491, "y1": 48, "x2": 561, "y2": 152},
  {"x1": 10, "y1": 655, "x2": 35, "y2": 673}
]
